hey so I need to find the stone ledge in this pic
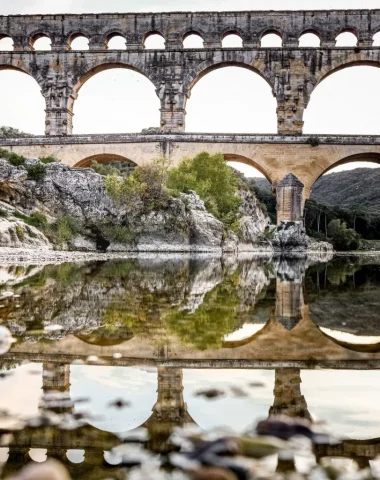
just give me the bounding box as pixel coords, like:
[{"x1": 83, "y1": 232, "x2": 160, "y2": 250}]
[{"x1": 0, "y1": 133, "x2": 380, "y2": 147}]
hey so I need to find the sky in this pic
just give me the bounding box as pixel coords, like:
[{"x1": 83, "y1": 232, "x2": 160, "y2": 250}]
[{"x1": 0, "y1": 0, "x2": 380, "y2": 177}]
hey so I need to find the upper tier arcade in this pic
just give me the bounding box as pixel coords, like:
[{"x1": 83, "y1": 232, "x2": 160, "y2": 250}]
[{"x1": 0, "y1": 9, "x2": 380, "y2": 136}]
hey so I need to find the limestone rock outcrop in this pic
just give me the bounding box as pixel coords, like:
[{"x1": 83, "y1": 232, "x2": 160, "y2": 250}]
[{"x1": 0, "y1": 159, "x2": 270, "y2": 253}]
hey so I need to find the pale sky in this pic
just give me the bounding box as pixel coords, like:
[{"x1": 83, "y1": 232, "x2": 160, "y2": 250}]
[{"x1": 0, "y1": 0, "x2": 380, "y2": 176}]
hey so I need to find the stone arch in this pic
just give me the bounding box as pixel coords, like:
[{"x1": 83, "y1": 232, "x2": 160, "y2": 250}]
[
  {"x1": 0, "y1": 64, "x2": 46, "y2": 133},
  {"x1": 73, "y1": 153, "x2": 138, "y2": 168},
  {"x1": 223, "y1": 154, "x2": 273, "y2": 184},
  {"x1": 259, "y1": 29, "x2": 283, "y2": 47},
  {"x1": 334, "y1": 28, "x2": 359, "y2": 46},
  {"x1": 310, "y1": 152, "x2": 380, "y2": 186},
  {"x1": 373, "y1": 31, "x2": 380, "y2": 46},
  {"x1": 184, "y1": 58, "x2": 275, "y2": 99},
  {"x1": 67, "y1": 32, "x2": 90, "y2": 50},
  {"x1": 305, "y1": 57, "x2": 380, "y2": 107},
  {"x1": 0, "y1": 34, "x2": 14, "y2": 51},
  {"x1": 184, "y1": 62, "x2": 277, "y2": 133},
  {"x1": 67, "y1": 61, "x2": 159, "y2": 120},
  {"x1": 29, "y1": 32, "x2": 52, "y2": 50},
  {"x1": 182, "y1": 30, "x2": 204, "y2": 48},
  {"x1": 143, "y1": 31, "x2": 166, "y2": 49},
  {"x1": 105, "y1": 31, "x2": 127, "y2": 49},
  {"x1": 221, "y1": 30, "x2": 244, "y2": 48},
  {"x1": 298, "y1": 29, "x2": 321, "y2": 47}
]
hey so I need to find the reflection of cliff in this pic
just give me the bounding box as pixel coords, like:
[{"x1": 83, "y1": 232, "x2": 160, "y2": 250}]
[
  {"x1": 164, "y1": 259, "x2": 271, "y2": 349},
  {"x1": 0, "y1": 257, "x2": 271, "y2": 349}
]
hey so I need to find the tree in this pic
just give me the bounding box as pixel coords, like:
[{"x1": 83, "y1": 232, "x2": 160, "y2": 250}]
[
  {"x1": 167, "y1": 152, "x2": 241, "y2": 230},
  {"x1": 327, "y1": 219, "x2": 360, "y2": 251}
]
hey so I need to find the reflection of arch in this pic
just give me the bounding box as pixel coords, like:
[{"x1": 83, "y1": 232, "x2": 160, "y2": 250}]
[
  {"x1": 222, "y1": 319, "x2": 271, "y2": 348},
  {"x1": 74, "y1": 153, "x2": 138, "y2": 168},
  {"x1": 316, "y1": 327, "x2": 380, "y2": 353},
  {"x1": 74, "y1": 332, "x2": 134, "y2": 346}
]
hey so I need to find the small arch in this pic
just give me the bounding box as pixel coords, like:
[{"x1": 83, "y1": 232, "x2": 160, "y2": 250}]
[
  {"x1": 107, "y1": 33, "x2": 127, "y2": 50},
  {"x1": 0, "y1": 35, "x2": 14, "y2": 51},
  {"x1": 29, "y1": 449, "x2": 47, "y2": 463},
  {"x1": 144, "y1": 32, "x2": 165, "y2": 49},
  {"x1": 69, "y1": 33, "x2": 90, "y2": 50},
  {"x1": 335, "y1": 30, "x2": 358, "y2": 47},
  {"x1": 183, "y1": 32, "x2": 204, "y2": 49},
  {"x1": 299, "y1": 31, "x2": 321, "y2": 47},
  {"x1": 222, "y1": 32, "x2": 243, "y2": 48},
  {"x1": 260, "y1": 31, "x2": 283, "y2": 47},
  {"x1": 373, "y1": 32, "x2": 380, "y2": 46},
  {"x1": 74, "y1": 153, "x2": 138, "y2": 169},
  {"x1": 31, "y1": 33, "x2": 52, "y2": 51},
  {"x1": 66, "y1": 450, "x2": 85, "y2": 464}
]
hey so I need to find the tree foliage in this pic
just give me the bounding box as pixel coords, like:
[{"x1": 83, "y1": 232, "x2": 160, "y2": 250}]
[
  {"x1": 327, "y1": 219, "x2": 360, "y2": 251},
  {"x1": 0, "y1": 126, "x2": 32, "y2": 138},
  {"x1": 105, "y1": 158, "x2": 170, "y2": 214},
  {"x1": 166, "y1": 152, "x2": 241, "y2": 229}
]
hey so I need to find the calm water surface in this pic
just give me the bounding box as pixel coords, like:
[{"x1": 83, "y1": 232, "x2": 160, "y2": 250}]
[{"x1": 0, "y1": 254, "x2": 380, "y2": 478}]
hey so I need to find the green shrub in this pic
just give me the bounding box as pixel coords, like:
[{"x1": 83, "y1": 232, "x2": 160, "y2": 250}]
[
  {"x1": 105, "y1": 158, "x2": 169, "y2": 213},
  {"x1": 167, "y1": 152, "x2": 241, "y2": 230},
  {"x1": 91, "y1": 160, "x2": 135, "y2": 177},
  {"x1": 26, "y1": 163, "x2": 46, "y2": 181},
  {"x1": 0, "y1": 208, "x2": 8, "y2": 217},
  {"x1": 0, "y1": 148, "x2": 26, "y2": 166},
  {"x1": 56, "y1": 216, "x2": 80, "y2": 245},
  {"x1": 327, "y1": 219, "x2": 360, "y2": 251},
  {"x1": 15, "y1": 225, "x2": 25, "y2": 241},
  {"x1": 0, "y1": 126, "x2": 31, "y2": 138},
  {"x1": 100, "y1": 224, "x2": 135, "y2": 244},
  {"x1": 30, "y1": 211, "x2": 48, "y2": 228},
  {"x1": 39, "y1": 155, "x2": 58, "y2": 164}
]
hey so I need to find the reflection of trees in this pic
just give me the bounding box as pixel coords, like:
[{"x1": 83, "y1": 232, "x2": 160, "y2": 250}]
[
  {"x1": 305, "y1": 259, "x2": 380, "y2": 335},
  {"x1": 164, "y1": 271, "x2": 247, "y2": 350},
  {"x1": 1, "y1": 258, "x2": 273, "y2": 349}
]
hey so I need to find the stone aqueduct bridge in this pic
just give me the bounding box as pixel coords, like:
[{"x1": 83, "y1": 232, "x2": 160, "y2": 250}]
[{"x1": 1, "y1": 9, "x2": 380, "y2": 221}]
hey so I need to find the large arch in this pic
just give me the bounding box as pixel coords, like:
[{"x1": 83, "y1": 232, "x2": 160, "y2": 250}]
[
  {"x1": 304, "y1": 64, "x2": 380, "y2": 134},
  {"x1": 310, "y1": 152, "x2": 380, "y2": 186},
  {"x1": 73, "y1": 153, "x2": 138, "y2": 168},
  {"x1": 69, "y1": 63, "x2": 160, "y2": 134},
  {"x1": 0, "y1": 66, "x2": 45, "y2": 134},
  {"x1": 185, "y1": 63, "x2": 276, "y2": 133}
]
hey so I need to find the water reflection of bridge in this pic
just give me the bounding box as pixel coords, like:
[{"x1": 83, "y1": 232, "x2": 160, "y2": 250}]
[
  {"x1": 2, "y1": 259, "x2": 380, "y2": 476},
  {"x1": 4, "y1": 258, "x2": 380, "y2": 367},
  {"x1": 2, "y1": 365, "x2": 380, "y2": 478}
]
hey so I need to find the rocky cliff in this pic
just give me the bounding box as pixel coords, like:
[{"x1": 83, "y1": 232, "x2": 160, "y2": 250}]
[{"x1": 0, "y1": 158, "x2": 272, "y2": 254}]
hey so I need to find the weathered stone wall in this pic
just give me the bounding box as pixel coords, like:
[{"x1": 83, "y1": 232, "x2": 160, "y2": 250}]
[{"x1": 0, "y1": 10, "x2": 380, "y2": 135}]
